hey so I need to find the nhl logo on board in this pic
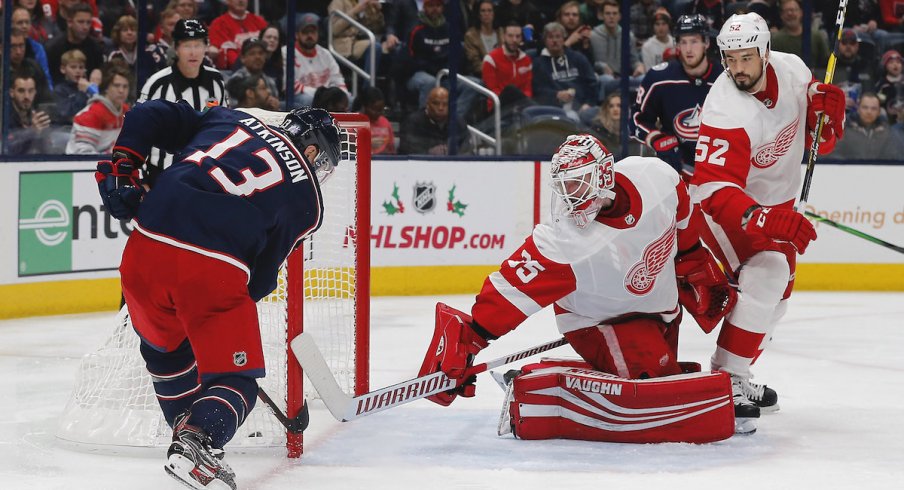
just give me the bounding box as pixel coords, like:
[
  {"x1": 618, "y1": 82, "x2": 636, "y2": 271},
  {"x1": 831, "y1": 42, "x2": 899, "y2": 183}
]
[
  {"x1": 233, "y1": 352, "x2": 248, "y2": 367},
  {"x1": 413, "y1": 182, "x2": 437, "y2": 214}
]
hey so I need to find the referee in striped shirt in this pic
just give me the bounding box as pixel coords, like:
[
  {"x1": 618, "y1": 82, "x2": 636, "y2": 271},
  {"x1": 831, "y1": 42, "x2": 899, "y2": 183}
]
[{"x1": 138, "y1": 19, "x2": 228, "y2": 178}]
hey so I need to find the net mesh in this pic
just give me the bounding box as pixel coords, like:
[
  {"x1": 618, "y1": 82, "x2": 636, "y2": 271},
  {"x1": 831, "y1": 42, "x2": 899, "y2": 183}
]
[{"x1": 56, "y1": 113, "x2": 368, "y2": 451}]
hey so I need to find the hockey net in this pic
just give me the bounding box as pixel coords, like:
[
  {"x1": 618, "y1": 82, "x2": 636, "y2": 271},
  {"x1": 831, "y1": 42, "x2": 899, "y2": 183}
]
[{"x1": 55, "y1": 112, "x2": 371, "y2": 458}]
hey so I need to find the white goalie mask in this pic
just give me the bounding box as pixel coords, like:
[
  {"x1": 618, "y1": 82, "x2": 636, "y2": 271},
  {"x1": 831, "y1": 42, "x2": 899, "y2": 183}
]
[{"x1": 550, "y1": 134, "x2": 616, "y2": 228}]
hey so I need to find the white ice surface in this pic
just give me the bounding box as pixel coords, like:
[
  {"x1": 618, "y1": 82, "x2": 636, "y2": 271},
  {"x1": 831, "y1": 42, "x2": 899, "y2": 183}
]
[{"x1": 1, "y1": 292, "x2": 902, "y2": 490}]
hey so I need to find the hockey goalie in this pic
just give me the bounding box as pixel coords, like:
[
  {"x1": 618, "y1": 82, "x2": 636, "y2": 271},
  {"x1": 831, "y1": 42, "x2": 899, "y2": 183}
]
[{"x1": 418, "y1": 134, "x2": 741, "y2": 443}]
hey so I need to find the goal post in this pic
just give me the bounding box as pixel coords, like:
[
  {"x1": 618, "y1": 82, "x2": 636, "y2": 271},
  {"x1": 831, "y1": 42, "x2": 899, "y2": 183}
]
[{"x1": 55, "y1": 112, "x2": 371, "y2": 458}]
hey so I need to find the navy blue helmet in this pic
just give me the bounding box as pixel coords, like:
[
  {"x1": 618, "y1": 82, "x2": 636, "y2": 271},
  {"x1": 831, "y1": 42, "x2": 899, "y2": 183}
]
[
  {"x1": 278, "y1": 107, "x2": 342, "y2": 183},
  {"x1": 674, "y1": 14, "x2": 710, "y2": 40}
]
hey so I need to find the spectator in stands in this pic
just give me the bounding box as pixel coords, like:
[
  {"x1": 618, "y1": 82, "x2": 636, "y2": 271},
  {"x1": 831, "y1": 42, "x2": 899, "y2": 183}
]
[
  {"x1": 6, "y1": 70, "x2": 52, "y2": 155},
  {"x1": 771, "y1": 0, "x2": 829, "y2": 68},
  {"x1": 155, "y1": 8, "x2": 181, "y2": 63},
  {"x1": 407, "y1": 0, "x2": 478, "y2": 118},
  {"x1": 353, "y1": 86, "x2": 396, "y2": 155},
  {"x1": 12, "y1": 5, "x2": 53, "y2": 86},
  {"x1": 832, "y1": 92, "x2": 899, "y2": 160},
  {"x1": 631, "y1": 0, "x2": 663, "y2": 42},
  {"x1": 66, "y1": 61, "x2": 131, "y2": 154},
  {"x1": 889, "y1": 96, "x2": 904, "y2": 143},
  {"x1": 464, "y1": 0, "x2": 503, "y2": 77},
  {"x1": 532, "y1": 21, "x2": 597, "y2": 120},
  {"x1": 208, "y1": 0, "x2": 267, "y2": 70},
  {"x1": 15, "y1": 0, "x2": 60, "y2": 43},
  {"x1": 558, "y1": 1, "x2": 593, "y2": 61},
  {"x1": 226, "y1": 73, "x2": 273, "y2": 109},
  {"x1": 495, "y1": 0, "x2": 548, "y2": 40},
  {"x1": 579, "y1": 0, "x2": 605, "y2": 27},
  {"x1": 229, "y1": 38, "x2": 280, "y2": 109},
  {"x1": 168, "y1": 0, "x2": 199, "y2": 22},
  {"x1": 107, "y1": 15, "x2": 168, "y2": 100},
  {"x1": 835, "y1": 28, "x2": 878, "y2": 110},
  {"x1": 45, "y1": 3, "x2": 104, "y2": 85},
  {"x1": 641, "y1": 9, "x2": 674, "y2": 68},
  {"x1": 329, "y1": 0, "x2": 385, "y2": 74},
  {"x1": 4, "y1": 31, "x2": 53, "y2": 104},
  {"x1": 260, "y1": 24, "x2": 285, "y2": 98},
  {"x1": 53, "y1": 49, "x2": 95, "y2": 124},
  {"x1": 384, "y1": 0, "x2": 419, "y2": 51},
  {"x1": 684, "y1": 0, "x2": 728, "y2": 31},
  {"x1": 876, "y1": 49, "x2": 903, "y2": 119},
  {"x1": 399, "y1": 86, "x2": 471, "y2": 155},
  {"x1": 139, "y1": 19, "x2": 228, "y2": 173},
  {"x1": 287, "y1": 13, "x2": 349, "y2": 107},
  {"x1": 49, "y1": 0, "x2": 99, "y2": 39},
  {"x1": 482, "y1": 21, "x2": 533, "y2": 109},
  {"x1": 590, "y1": 0, "x2": 644, "y2": 98},
  {"x1": 312, "y1": 86, "x2": 351, "y2": 112},
  {"x1": 588, "y1": 92, "x2": 622, "y2": 156}
]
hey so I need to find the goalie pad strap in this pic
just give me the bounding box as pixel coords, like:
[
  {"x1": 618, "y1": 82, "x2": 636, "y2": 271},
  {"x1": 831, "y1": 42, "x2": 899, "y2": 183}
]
[{"x1": 507, "y1": 363, "x2": 734, "y2": 444}]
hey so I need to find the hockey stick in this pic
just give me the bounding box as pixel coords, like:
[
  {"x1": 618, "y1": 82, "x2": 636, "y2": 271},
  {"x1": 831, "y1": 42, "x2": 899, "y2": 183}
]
[
  {"x1": 799, "y1": 0, "x2": 849, "y2": 210},
  {"x1": 256, "y1": 387, "x2": 309, "y2": 433},
  {"x1": 804, "y1": 211, "x2": 904, "y2": 254},
  {"x1": 291, "y1": 332, "x2": 568, "y2": 422}
]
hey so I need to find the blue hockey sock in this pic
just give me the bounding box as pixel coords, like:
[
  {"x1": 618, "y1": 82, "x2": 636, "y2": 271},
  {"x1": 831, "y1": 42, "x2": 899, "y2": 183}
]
[
  {"x1": 140, "y1": 340, "x2": 201, "y2": 427},
  {"x1": 189, "y1": 375, "x2": 258, "y2": 449}
]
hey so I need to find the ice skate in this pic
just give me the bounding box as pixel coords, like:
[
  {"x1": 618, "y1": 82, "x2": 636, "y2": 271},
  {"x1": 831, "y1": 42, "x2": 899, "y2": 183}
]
[
  {"x1": 164, "y1": 417, "x2": 236, "y2": 490},
  {"x1": 739, "y1": 377, "x2": 779, "y2": 413},
  {"x1": 731, "y1": 375, "x2": 760, "y2": 435}
]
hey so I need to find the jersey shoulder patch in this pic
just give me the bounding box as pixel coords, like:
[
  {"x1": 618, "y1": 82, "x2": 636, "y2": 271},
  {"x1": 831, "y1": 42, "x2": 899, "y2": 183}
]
[{"x1": 652, "y1": 61, "x2": 669, "y2": 71}]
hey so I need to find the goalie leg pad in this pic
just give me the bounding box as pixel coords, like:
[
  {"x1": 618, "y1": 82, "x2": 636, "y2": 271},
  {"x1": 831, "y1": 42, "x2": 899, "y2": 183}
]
[
  {"x1": 507, "y1": 364, "x2": 734, "y2": 444},
  {"x1": 563, "y1": 317, "x2": 682, "y2": 379}
]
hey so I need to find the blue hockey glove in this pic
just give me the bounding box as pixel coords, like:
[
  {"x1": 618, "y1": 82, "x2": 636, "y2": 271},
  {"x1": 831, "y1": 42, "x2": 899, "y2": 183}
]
[{"x1": 95, "y1": 157, "x2": 145, "y2": 220}]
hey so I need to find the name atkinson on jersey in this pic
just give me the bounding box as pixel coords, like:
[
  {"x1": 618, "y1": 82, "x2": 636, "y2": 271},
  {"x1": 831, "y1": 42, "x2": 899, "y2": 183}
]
[{"x1": 238, "y1": 117, "x2": 311, "y2": 183}]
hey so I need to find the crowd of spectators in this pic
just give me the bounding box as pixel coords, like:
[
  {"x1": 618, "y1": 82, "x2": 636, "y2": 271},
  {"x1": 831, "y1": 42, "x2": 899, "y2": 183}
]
[{"x1": 1, "y1": 0, "x2": 903, "y2": 159}]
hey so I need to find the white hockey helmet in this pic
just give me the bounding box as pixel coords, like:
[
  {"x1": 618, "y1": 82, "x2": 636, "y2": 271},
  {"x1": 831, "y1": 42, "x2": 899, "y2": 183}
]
[
  {"x1": 550, "y1": 134, "x2": 615, "y2": 228},
  {"x1": 717, "y1": 12, "x2": 771, "y2": 58}
]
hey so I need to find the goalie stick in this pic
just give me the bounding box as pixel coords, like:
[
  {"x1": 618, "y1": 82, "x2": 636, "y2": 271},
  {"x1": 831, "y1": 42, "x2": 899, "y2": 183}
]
[{"x1": 291, "y1": 332, "x2": 568, "y2": 422}]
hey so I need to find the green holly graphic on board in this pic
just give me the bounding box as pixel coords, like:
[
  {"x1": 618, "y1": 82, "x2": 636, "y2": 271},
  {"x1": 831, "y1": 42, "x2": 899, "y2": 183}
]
[
  {"x1": 382, "y1": 183, "x2": 405, "y2": 215},
  {"x1": 446, "y1": 185, "x2": 468, "y2": 217}
]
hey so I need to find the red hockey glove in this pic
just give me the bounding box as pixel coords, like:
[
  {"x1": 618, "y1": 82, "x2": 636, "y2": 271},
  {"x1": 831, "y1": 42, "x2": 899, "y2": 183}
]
[
  {"x1": 743, "y1": 206, "x2": 817, "y2": 254},
  {"x1": 95, "y1": 155, "x2": 146, "y2": 220},
  {"x1": 675, "y1": 244, "x2": 737, "y2": 333},
  {"x1": 807, "y1": 82, "x2": 846, "y2": 151},
  {"x1": 417, "y1": 303, "x2": 491, "y2": 406},
  {"x1": 648, "y1": 131, "x2": 680, "y2": 152}
]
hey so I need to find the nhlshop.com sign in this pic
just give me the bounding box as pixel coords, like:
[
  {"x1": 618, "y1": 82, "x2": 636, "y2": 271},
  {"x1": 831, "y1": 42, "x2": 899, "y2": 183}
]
[{"x1": 371, "y1": 160, "x2": 537, "y2": 266}]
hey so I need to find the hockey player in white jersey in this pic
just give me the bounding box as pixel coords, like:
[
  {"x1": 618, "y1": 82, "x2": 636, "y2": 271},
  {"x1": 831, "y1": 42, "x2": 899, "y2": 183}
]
[
  {"x1": 690, "y1": 13, "x2": 846, "y2": 433},
  {"x1": 417, "y1": 134, "x2": 742, "y2": 442}
]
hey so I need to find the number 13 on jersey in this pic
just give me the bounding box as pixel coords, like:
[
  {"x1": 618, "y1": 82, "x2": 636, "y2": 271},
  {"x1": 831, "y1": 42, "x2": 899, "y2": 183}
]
[{"x1": 695, "y1": 135, "x2": 730, "y2": 166}]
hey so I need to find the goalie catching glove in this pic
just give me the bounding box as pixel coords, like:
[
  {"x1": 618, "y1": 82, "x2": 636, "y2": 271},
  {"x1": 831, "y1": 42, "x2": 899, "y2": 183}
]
[
  {"x1": 95, "y1": 149, "x2": 147, "y2": 220},
  {"x1": 675, "y1": 243, "x2": 737, "y2": 333},
  {"x1": 417, "y1": 303, "x2": 495, "y2": 406}
]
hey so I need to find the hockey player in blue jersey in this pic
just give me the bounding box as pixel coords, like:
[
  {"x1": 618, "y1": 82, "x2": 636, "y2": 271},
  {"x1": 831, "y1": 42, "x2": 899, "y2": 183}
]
[
  {"x1": 95, "y1": 100, "x2": 342, "y2": 489},
  {"x1": 630, "y1": 14, "x2": 722, "y2": 178}
]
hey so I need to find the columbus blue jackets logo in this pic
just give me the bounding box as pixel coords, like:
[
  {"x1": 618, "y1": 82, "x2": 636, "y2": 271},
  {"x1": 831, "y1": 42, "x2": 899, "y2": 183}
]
[
  {"x1": 672, "y1": 104, "x2": 703, "y2": 141},
  {"x1": 413, "y1": 182, "x2": 437, "y2": 214}
]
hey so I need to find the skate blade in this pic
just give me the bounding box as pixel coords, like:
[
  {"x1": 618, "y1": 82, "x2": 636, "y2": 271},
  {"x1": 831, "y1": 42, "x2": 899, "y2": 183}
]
[
  {"x1": 165, "y1": 454, "x2": 233, "y2": 490},
  {"x1": 759, "y1": 403, "x2": 780, "y2": 414},
  {"x1": 734, "y1": 417, "x2": 758, "y2": 435}
]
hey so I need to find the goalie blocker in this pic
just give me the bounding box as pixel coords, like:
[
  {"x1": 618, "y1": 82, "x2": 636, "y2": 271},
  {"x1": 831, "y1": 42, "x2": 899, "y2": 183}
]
[{"x1": 500, "y1": 359, "x2": 734, "y2": 444}]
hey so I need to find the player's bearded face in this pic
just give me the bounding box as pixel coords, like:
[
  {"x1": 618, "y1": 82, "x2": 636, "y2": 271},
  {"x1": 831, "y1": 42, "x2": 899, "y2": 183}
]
[{"x1": 724, "y1": 48, "x2": 765, "y2": 92}]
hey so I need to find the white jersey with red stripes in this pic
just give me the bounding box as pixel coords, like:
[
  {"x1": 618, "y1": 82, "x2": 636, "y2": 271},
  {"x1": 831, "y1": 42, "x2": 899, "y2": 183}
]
[
  {"x1": 691, "y1": 51, "x2": 812, "y2": 207},
  {"x1": 472, "y1": 156, "x2": 690, "y2": 336}
]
